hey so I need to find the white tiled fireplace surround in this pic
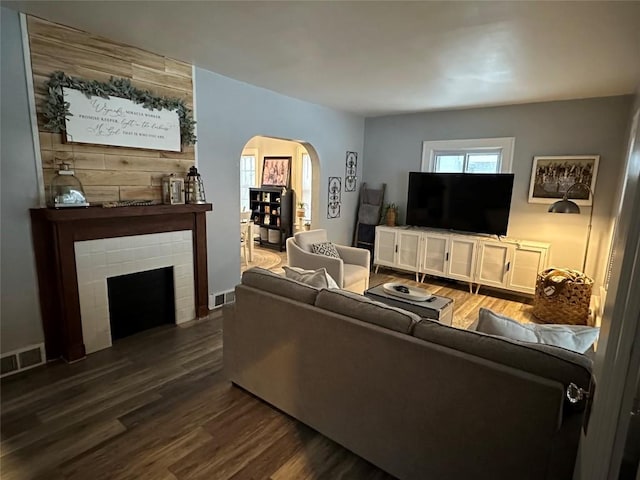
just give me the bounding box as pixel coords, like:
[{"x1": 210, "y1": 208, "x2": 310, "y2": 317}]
[{"x1": 74, "y1": 231, "x2": 195, "y2": 354}]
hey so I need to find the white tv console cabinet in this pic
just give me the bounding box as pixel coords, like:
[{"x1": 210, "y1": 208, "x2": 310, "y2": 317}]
[{"x1": 374, "y1": 226, "x2": 550, "y2": 296}]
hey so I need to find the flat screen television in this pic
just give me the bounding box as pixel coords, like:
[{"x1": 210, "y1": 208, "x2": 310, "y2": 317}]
[{"x1": 406, "y1": 172, "x2": 515, "y2": 236}]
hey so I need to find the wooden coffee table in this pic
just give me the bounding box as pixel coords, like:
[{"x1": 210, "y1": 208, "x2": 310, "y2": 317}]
[{"x1": 364, "y1": 284, "x2": 454, "y2": 326}]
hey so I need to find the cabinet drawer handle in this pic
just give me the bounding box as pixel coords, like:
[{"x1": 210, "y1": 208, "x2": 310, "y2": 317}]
[
  {"x1": 395, "y1": 245, "x2": 398, "y2": 253},
  {"x1": 506, "y1": 262, "x2": 511, "y2": 272},
  {"x1": 446, "y1": 252, "x2": 449, "y2": 261}
]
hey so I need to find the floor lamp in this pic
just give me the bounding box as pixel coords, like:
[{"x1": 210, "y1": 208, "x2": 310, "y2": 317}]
[{"x1": 548, "y1": 182, "x2": 594, "y2": 274}]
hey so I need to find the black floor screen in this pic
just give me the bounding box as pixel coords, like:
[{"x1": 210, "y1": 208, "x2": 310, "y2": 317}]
[{"x1": 107, "y1": 267, "x2": 175, "y2": 341}]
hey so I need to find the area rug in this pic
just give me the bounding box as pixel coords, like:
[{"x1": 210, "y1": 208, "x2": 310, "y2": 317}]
[{"x1": 241, "y1": 246, "x2": 286, "y2": 274}]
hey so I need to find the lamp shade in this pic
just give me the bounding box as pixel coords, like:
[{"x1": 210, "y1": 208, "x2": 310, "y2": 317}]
[{"x1": 548, "y1": 199, "x2": 581, "y2": 214}]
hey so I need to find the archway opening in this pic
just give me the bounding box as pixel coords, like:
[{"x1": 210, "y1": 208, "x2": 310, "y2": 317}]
[{"x1": 238, "y1": 135, "x2": 320, "y2": 273}]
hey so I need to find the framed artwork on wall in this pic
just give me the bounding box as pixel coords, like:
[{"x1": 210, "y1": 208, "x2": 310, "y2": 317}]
[
  {"x1": 528, "y1": 155, "x2": 599, "y2": 205},
  {"x1": 327, "y1": 177, "x2": 341, "y2": 219},
  {"x1": 261, "y1": 156, "x2": 291, "y2": 188}
]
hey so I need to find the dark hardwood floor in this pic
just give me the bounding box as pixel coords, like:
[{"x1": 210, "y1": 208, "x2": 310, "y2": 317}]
[{"x1": 0, "y1": 312, "x2": 394, "y2": 480}]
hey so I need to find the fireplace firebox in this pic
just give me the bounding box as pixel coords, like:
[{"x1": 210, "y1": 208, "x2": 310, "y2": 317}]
[{"x1": 108, "y1": 267, "x2": 175, "y2": 341}]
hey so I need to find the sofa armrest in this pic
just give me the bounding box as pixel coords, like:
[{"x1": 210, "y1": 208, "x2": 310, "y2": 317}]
[
  {"x1": 286, "y1": 238, "x2": 345, "y2": 286},
  {"x1": 335, "y1": 244, "x2": 370, "y2": 269}
]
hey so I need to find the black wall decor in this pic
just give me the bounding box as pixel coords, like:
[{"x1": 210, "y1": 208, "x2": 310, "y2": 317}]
[
  {"x1": 345, "y1": 151, "x2": 357, "y2": 192},
  {"x1": 327, "y1": 177, "x2": 341, "y2": 219}
]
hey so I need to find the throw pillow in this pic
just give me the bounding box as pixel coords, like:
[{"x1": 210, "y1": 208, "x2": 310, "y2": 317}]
[
  {"x1": 283, "y1": 266, "x2": 339, "y2": 289},
  {"x1": 312, "y1": 241, "x2": 340, "y2": 259},
  {"x1": 242, "y1": 267, "x2": 319, "y2": 305},
  {"x1": 473, "y1": 308, "x2": 599, "y2": 354}
]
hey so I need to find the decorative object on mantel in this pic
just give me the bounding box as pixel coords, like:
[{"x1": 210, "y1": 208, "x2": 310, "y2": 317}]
[
  {"x1": 43, "y1": 71, "x2": 196, "y2": 150},
  {"x1": 185, "y1": 166, "x2": 207, "y2": 204},
  {"x1": 102, "y1": 200, "x2": 159, "y2": 208},
  {"x1": 48, "y1": 163, "x2": 89, "y2": 208},
  {"x1": 345, "y1": 151, "x2": 358, "y2": 192},
  {"x1": 161, "y1": 174, "x2": 185, "y2": 205},
  {"x1": 528, "y1": 155, "x2": 599, "y2": 205},
  {"x1": 327, "y1": 176, "x2": 341, "y2": 219}
]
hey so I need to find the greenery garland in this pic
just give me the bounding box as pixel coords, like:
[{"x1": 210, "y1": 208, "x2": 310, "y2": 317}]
[{"x1": 43, "y1": 71, "x2": 196, "y2": 146}]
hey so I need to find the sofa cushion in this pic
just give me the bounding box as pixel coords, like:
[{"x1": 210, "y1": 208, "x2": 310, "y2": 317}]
[
  {"x1": 282, "y1": 266, "x2": 339, "y2": 289},
  {"x1": 474, "y1": 308, "x2": 600, "y2": 354},
  {"x1": 312, "y1": 241, "x2": 341, "y2": 258},
  {"x1": 241, "y1": 267, "x2": 319, "y2": 305},
  {"x1": 294, "y1": 229, "x2": 328, "y2": 252},
  {"x1": 315, "y1": 289, "x2": 420, "y2": 334},
  {"x1": 412, "y1": 319, "x2": 592, "y2": 392}
]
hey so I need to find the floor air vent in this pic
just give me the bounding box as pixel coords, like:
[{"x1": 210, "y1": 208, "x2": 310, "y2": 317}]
[
  {"x1": 210, "y1": 290, "x2": 235, "y2": 309},
  {"x1": 1, "y1": 355, "x2": 18, "y2": 375},
  {"x1": 1, "y1": 344, "x2": 45, "y2": 378}
]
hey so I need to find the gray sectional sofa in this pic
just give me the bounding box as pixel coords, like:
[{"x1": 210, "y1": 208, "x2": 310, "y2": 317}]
[{"x1": 223, "y1": 267, "x2": 594, "y2": 480}]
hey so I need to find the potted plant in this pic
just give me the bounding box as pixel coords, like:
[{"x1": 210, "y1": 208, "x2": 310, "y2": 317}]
[
  {"x1": 383, "y1": 203, "x2": 399, "y2": 226},
  {"x1": 303, "y1": 220, "x2": 311, "y2": 231},
  {"x1": 296, "y1": 202, "x2": 306, "y2": 220}
]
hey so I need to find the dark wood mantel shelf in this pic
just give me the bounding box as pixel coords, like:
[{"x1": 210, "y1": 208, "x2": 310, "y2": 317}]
[
  {"x1": 30, "y1": 204, "x2": 213, "y2": 362},
  {"x1": 36, "y1": 204, "x2": 212, "y2": 221}
]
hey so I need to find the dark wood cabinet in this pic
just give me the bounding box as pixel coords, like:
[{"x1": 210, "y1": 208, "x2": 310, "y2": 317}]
[{"x1": 249, "y1": 187, "x2": 294, "y2": 251}]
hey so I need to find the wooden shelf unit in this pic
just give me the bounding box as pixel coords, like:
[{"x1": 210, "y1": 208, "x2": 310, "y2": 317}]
[{"x1": 249, "y1": 187, "x2": 294, "y2": 251}]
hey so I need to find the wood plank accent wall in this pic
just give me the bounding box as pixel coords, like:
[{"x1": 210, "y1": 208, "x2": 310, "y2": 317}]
[{"x1": 27, "y1": 16, "x2": 195, "y2": 204}]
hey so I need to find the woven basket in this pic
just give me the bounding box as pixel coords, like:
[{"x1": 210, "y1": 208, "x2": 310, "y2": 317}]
[{"x1": 533, "y1": 268, "x2": 593, "y2": 325}]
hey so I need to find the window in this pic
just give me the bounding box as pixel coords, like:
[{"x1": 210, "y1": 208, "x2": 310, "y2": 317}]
[
  {"x1": 240, "y1": 152, "x2": 257, "y2": 212},
  {"x1": 301, "y1": 153, "x2": 312, "y2": 218},
  {"x1": 433, "y1": 150, "x2": 502, "y2": 173},
  {"x1": 422, "y1": 137, "x2": 515, "y2": 174}
]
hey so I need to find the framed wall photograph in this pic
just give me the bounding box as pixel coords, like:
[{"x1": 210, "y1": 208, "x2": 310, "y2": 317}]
[
  {"x1": 261, "y1": 156, "x2": 291, "y2": 188},
  {"x1": 528, "y1": 155, "x2": 599, "y2": 205}
]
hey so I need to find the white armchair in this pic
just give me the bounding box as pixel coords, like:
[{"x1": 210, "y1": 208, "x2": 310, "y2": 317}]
[{"x1": 286, "y1": 229, "x2": 370, "y2": 293}]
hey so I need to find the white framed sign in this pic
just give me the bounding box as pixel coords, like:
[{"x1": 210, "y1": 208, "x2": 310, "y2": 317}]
[{"x1": 63, "y1": 87, "x2": 181, "y2": 152}]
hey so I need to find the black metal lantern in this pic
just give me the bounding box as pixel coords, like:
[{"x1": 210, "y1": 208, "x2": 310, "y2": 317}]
[{"x1": 185, "y1": 166, "x2": 206, "y2": 204}]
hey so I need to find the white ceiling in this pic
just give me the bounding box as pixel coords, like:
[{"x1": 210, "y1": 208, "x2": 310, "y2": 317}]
[{"x1": 5, "y1": 1, "x2": 640, "y2": 116}]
